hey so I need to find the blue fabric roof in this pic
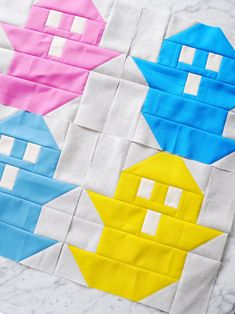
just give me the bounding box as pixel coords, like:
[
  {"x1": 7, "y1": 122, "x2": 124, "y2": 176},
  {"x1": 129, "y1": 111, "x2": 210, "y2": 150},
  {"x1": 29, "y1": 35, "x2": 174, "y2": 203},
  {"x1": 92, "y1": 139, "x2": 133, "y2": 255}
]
[
  {"x1": 167, "y1": 23, "x2": 235, "y2": 58},
  {"x1": 0, "y1": 111, "x2": 59, "y2": 150}
]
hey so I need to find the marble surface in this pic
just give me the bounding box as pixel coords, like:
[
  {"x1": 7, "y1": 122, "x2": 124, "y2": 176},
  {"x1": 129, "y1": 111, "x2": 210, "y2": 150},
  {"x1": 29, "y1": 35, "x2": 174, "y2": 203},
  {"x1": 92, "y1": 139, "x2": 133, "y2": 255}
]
[{"x1": 1, "y1": 0, "x2": 235, "y2": 313}]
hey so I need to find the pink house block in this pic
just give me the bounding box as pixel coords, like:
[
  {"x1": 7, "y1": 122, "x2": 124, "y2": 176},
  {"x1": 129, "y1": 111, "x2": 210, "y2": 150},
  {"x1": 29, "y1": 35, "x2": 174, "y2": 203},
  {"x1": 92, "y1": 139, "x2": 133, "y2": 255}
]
[{"x1": 0, "y1": 0, "x2": 120, "y2": 114}]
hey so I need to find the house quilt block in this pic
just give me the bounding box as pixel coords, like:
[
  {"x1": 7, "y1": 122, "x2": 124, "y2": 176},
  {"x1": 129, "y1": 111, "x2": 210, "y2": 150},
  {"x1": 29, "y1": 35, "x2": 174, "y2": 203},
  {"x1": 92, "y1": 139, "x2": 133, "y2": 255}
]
[{"x1": 0, "y1": 0, "x2": 235, "y2": 313}]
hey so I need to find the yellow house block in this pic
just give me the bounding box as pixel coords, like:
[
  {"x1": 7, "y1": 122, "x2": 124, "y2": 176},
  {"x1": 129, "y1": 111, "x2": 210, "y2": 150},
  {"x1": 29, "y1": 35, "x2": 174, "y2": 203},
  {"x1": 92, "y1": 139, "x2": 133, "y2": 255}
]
[{"x1": 69, "y1": 152, "x2": 222, "y2": 301}]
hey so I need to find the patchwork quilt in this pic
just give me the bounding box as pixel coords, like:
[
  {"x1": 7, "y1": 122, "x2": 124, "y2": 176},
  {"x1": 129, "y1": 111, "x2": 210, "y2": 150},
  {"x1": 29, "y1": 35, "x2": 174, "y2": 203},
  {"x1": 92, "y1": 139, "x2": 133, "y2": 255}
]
[{"x1": 0, "y1": 0, "x2": 235, "y2": 313}]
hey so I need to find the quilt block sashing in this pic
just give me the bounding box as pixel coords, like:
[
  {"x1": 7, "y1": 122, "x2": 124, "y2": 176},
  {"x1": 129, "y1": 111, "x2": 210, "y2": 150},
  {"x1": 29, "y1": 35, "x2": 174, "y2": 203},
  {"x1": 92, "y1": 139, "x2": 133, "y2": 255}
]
[{"x1": 0, "y1": 0, "x2": 235, "y2": 313}]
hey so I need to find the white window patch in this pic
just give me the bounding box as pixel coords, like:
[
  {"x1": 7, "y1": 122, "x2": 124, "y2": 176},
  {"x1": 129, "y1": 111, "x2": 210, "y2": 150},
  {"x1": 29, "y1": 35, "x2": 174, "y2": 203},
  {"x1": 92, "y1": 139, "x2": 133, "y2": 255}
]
[
  {"x1": 0, "y1": 165, "x2": 19, "y2": 190},
  {"x1": 141, "y1": 210, "x2": 161, "y2": 236},
  {"x1": 206, "y1": 53, "x2": 222, "y2": 72},
  {"x1": 46, "y1": 10, "x2": 62, "y2": 28},
  {"x1": 165, "y1": 186, "x2": 182, "y2": 208},
  {"x1": 48, "y1": 36, "x2": 66, "y2": 58},
  {"x1": 137, "y1": 178, "x2": 155, "y2": 199},
  {"x1": 23, "y1": 143, "x2": 41, "y2": 163},
  {"x1": 184, "y1": 73, "x2": 201, "y2": 96},
  {"x1": 71, "y1": 16, "x2": 86, "y2": 34},
  {"x1": 0, "y1": 135, "x2": 14, "y2": 155},
  {"x1": 179, "y1": 45, "x2": 196, "y2": 65}
]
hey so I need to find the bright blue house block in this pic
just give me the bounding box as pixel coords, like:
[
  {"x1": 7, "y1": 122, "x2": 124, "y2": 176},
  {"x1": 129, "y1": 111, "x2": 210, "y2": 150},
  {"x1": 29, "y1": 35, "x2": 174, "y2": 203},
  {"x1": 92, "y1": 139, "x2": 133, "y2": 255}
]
[{"x1": 134, "y1": 23, "x2": 235, "y2": 164}]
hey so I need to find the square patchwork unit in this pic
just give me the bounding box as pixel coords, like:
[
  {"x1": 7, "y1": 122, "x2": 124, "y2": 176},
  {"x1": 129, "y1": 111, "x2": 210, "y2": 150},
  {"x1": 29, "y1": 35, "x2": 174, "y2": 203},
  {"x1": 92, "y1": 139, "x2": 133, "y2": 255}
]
[{"x1": 0, "y1": 0, "x2": 235, "y2": 313}]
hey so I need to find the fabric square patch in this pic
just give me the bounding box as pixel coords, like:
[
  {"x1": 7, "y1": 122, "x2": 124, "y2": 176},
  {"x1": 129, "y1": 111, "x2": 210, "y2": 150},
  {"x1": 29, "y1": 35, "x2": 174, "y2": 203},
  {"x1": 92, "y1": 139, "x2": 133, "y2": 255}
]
[
  {"x1": 0, "y1": 135, "x2": 14, "y2": 155},
  {"x1": 184, "y1": 72, "x2": 202, "y2": 95},
  {"x1": 206, "y1": 52, "x2": 222, "y2": 72},
  {"x1": 179, "y1": 45, "x2": 196, "y2": 65},
  {"x1": 46, "y1": 10, "x2": 62, "y2": 28},
  {"x1": 137, "y1": 178, "x2": 155, "y2": 199},
  {"x1": 48, "y1": 35, "x2": 66, "y2": 57},
  {"x1": 23, "y1": 142, "x2": 41, "y2": 163},
  {"x1": 0, "y1": 164, "x2": 19, "y2": 190},
  {"x1": 141, "y1": 210, "x2": 161, "y2": 236},
  {"x1": 165, "y1": 186, "x2": 183, "y2": 208},
  {"x1": 71, "y1": 16, "x2": 87, "y2": 34}
]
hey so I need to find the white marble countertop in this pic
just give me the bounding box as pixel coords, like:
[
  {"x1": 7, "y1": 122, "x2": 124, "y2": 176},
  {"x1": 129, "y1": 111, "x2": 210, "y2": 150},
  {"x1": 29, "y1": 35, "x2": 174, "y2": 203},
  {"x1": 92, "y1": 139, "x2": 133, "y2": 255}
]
[{"x1": 1, "y1": 0, "x2": 235, "y2": 313}]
